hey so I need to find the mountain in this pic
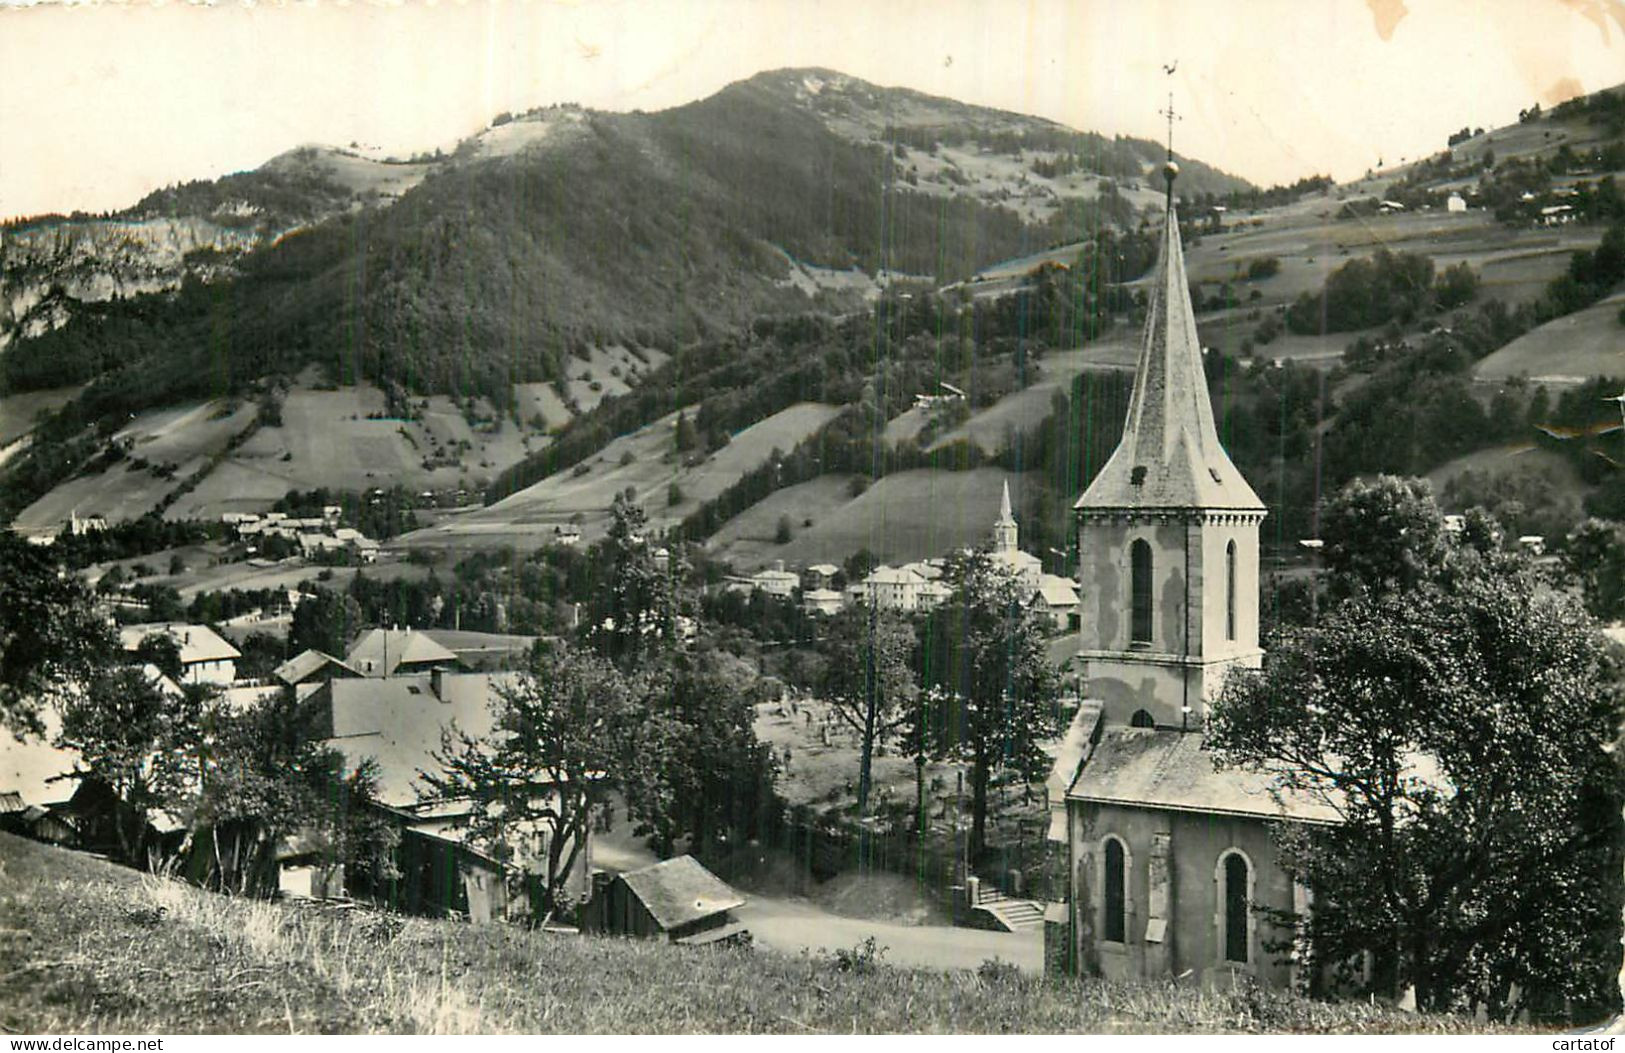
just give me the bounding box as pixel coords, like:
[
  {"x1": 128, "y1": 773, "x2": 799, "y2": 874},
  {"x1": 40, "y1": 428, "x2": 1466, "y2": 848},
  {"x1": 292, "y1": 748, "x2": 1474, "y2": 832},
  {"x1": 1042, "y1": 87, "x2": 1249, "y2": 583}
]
[{"x1": 0, "y1": 70, "x2": 1251, "y2": 411}]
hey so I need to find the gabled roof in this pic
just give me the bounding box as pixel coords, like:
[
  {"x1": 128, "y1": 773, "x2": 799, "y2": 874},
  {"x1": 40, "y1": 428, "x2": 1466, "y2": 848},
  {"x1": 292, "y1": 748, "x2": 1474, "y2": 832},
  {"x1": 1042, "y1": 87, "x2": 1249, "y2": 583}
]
[
  {"x1": 1032, "y1": 575, "x2": 1080, "y2": 607},
  {"x1": 0, "y1": 791, "x2": 25, "y2": 815},
  {"x1": 326, "y1": 672, "x2": 510, "y2": 804},
  {"x1": 1075, "y1": 202, "x2": 1264, "y2": 514},
  {"x1": 1068, "y1": 728, "x2": 1341, "y2": 824},
  {"x1": 119, "y1": 623, "x2": 241, "y2": 666},
  {"x1": 344, "y1": 628, "x2": 459, "y2": 678},
  {"x1": 1046, "y1": 701, "x2": 1103, "y2": 842},
  {"x1": 273, "y1": 649, "x2": 364, "y2": 686},
  {"x1": 865, "y1": 566, "x2": 925, "y2": 586},
  {"x1": 617, "y1": 855, "x2": 745, "y2": 932}
]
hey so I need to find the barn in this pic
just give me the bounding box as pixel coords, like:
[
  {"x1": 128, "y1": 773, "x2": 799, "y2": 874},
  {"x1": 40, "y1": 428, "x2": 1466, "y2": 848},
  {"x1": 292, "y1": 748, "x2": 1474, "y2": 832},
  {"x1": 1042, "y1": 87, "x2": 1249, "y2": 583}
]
[{"x1": 584, "y1": 856, "x2": 749, "y2": 945}]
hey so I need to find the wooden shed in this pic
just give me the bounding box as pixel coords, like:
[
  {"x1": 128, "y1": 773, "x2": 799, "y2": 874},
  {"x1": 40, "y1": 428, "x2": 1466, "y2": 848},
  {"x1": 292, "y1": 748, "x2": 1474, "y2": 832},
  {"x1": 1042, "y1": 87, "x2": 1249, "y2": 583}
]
[{"x1": 585, "y1": 855, "x2": 749, "y2": 945}]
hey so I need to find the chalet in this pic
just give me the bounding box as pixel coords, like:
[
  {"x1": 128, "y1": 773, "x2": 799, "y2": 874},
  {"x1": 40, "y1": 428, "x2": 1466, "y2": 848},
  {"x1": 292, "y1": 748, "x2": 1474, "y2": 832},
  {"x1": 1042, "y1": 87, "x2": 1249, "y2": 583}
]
[
  {"x1": 119, "y1": 623, "x2": 241, "y2": 685},
  {"x1": 344, "y1": 627, "x2": 460, "y2": 678},
  {"x1": 583, "y1": 855, "x2": 748, "y2": 945},
  {"x1": 1446, "y1": 193, "x2": 1467, "y2": 213},
  {"x1": 553, "y1": 524, "x2": 582, "y2": 546}
]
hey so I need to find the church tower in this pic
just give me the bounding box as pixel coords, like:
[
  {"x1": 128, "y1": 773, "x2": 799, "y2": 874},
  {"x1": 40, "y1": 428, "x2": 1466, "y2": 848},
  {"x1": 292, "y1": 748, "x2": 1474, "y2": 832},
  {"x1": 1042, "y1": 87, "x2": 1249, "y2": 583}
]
[
  {"x1": 1074, "y1": 162, "x2": 1266, "y2": 729},
  {"x1": 993, "y1": 479, "x2": 1019, "y2": 553}
]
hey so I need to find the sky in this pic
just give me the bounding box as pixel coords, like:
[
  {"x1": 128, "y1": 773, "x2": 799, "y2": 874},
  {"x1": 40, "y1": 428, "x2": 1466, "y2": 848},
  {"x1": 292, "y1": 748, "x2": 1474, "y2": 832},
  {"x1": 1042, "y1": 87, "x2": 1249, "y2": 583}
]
[{"x1": 3, "y1": 0, "x2": 1625, "y2": 222}]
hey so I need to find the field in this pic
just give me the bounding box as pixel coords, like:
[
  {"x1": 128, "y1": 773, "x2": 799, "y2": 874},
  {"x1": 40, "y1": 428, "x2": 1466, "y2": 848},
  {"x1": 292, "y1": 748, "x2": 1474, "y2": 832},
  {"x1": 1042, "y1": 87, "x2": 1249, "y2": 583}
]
[
  {"x1": 401, "y1": 402, "x2": 843, "y2": 553},
  {"x1": 715, "y1": 468, "x2": 1042, "y2": 569},
  {"x1": 0, "y1": 384, "x2": 81, "y2": 446},
  {"x1": 12, "y1": 399, "x2": 259, "y2": 533},
  {"x1": 1473, "y1": 289, "x2": 1625, "y2": 385},
  {"x1": 0, "y1": 832, "x2": 1504, "y2": 1034},
  {"x1": 926, "y1": 347, "x2": 1136, "y2": 455},
  {"x1": 706, "y1": 475, "x2": 860, "y2": 570}
]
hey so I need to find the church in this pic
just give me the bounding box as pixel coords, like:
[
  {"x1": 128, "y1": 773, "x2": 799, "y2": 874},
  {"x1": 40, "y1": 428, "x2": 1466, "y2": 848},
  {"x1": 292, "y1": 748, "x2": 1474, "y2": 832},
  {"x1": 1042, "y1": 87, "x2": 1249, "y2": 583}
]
[{"x1": 1050, "y1": 160, "x2": 1338, "y2": 988}]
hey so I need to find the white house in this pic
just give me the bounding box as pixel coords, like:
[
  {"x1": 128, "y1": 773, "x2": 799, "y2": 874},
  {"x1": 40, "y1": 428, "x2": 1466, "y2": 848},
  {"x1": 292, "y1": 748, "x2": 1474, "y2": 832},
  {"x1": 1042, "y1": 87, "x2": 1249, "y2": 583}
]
[
  {"x1": 861, "y1": 565, "x2": 926, "y2": 611},
  {"x1": 802, "y1": 588, "x2": 845, "y2": 616},
  {"x1": 119, "y1": 623, "x2": 241, "y2": 686},
  {"x1": 1031, "y1": 574, "x2": 1081, "y2": 631},
  {"x1": 751, "y1": 561, "x2": 800, "y2": 598},
  {"x1": 1446, "y1": 193, "x2": 1467, "y2": 213}
]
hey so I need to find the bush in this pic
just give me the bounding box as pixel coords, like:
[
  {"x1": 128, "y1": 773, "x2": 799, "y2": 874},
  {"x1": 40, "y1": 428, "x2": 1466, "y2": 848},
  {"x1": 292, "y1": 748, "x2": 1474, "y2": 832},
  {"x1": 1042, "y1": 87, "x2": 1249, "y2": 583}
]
[
  {"x1": 1245, "y1": 256, "x2": 1281, "y2": 281},
  {"x1": 667, "y1": 482, "x2": 684, "y2": 507},
  {"x1": 775, "y1": 515, "x2": 793, "y2": 544}
]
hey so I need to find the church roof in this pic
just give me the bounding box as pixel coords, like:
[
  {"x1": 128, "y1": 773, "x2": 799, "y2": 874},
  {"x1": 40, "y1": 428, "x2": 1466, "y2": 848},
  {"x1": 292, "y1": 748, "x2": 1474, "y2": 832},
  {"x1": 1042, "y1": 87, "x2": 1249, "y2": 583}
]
[
  {"x1": 1075, "y1": 202, "x2": 1264, "y2": 514},
  {"x1": 998, "y1": 480, "x2": 1015, "y2": 525},
  {"x1": 1068, "y1": 728, "x2": 1341, "y2": 824}
]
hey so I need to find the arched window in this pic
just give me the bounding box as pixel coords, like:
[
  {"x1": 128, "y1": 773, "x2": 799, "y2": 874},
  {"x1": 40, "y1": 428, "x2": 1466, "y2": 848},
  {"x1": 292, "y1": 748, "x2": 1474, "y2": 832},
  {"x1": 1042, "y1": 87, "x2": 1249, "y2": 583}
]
[
  {"x1": 1222, "y1": 852, "x2": 1250, "y2": 963},
  {"x1": 1130, "y1": 539, "x2": 1153, "y2": 645},
  {"x1": 1225, "y1": 539, "x2": 1238, "y2": 641},
  {"x1": 1130, "y1": 709, "x2": 1156, "y2": 728},
  {"x1": 1103, "y1": 837, "x2": 1127, "y2": 943}
]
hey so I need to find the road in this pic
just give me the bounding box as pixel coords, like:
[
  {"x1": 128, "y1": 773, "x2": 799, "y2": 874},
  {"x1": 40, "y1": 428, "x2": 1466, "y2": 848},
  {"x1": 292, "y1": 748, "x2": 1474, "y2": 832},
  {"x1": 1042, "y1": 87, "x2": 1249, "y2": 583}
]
[{"x1": 733, "y1": 894, "x2": 1043, "y2": 975}]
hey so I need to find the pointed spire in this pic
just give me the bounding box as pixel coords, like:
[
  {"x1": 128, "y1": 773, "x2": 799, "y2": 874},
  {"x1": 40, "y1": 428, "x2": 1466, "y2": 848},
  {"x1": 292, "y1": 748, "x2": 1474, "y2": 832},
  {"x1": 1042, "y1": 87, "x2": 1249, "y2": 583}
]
[
  {"x1": 1076, "y1": 189, "x2": 1264, "y2": 514},
  {"x1": 999, "y1": 480, "x2": 1014, "y2": 524}
]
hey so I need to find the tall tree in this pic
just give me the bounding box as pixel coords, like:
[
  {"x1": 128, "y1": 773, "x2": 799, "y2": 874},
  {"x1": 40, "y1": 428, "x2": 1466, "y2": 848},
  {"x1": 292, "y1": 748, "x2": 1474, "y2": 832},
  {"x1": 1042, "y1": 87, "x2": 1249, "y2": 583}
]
[
  {"x1": 0, "y1": 532, "x2": 116, "y2": 735},
  {"x1": 425, "y1": 643, "x2": 637, "y2": 916},
  {"x1": 1318, "y1": 474, "x2": 1450, "y2": 598},
  {"x1": 625, "y1": 652, "x2": 778, "y2": 858},
  {"x1": 585, "y1": 495, "x2": 678, "y2": 667},
  {"x1": 56, "y1": 668, "x2": 202, "y2": 864},
  {"x1": 1208, "y1": 515, "x2": 1623, "y2": 1023},
  {"x1": 918, "y1": 547, "x2": 1063, "y2": 861},
  {"x1": 288, "y1": 587, "x2": 364, "y2": 657},
  {"x1": 163, "y1": 689, "x2": 398, "y2": 897},
  {"x1": 821, "y1": 603, "x2": 918, "y2": 815}
]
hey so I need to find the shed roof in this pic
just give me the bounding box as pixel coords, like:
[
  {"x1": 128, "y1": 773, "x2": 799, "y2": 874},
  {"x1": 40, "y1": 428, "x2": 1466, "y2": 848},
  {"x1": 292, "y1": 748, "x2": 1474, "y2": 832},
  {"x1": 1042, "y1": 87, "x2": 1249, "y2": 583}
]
[
  {"x1": 1033, "y1": 575, "x2": 1080, "y2": 607},
  {"x1": 618, "y1": 855, "x2": 745, "y2": 932},
  {"x1": 1068, "y1": 728, "x2": 1341, "y2": 824}
]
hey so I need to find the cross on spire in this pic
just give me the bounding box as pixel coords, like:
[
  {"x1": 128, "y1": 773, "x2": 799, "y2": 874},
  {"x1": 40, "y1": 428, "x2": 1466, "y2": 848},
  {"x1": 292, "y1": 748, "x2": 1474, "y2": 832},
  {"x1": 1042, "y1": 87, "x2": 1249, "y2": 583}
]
[{"x1": 1159, "y1": 91, "x2": 1181, "y2": 163}]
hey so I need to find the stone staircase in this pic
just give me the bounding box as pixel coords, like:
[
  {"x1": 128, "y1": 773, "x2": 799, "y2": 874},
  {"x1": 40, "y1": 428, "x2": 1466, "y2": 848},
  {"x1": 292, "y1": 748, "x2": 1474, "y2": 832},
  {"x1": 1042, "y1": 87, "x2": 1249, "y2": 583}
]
[{"x1": 972, "y1": 885, "x2": 1045, "y2": 932}]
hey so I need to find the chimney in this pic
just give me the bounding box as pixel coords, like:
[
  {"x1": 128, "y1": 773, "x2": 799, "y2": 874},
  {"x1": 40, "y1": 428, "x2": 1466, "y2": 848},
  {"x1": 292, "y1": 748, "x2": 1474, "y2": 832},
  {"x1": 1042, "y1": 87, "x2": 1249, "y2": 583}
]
[
  {"x1": 774, "y1": 559, "x2": 785, "y2": 573},
  {"x1": 431, "y1": 666, "x2": 446, "y2": 701}
]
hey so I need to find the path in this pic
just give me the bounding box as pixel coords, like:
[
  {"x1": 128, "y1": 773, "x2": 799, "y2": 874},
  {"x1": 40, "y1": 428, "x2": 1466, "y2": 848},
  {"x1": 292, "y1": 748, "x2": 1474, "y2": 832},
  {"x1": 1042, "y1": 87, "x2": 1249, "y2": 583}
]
[{"x1": 734, "y1": 894, "x2": 1043, "y2": 975}]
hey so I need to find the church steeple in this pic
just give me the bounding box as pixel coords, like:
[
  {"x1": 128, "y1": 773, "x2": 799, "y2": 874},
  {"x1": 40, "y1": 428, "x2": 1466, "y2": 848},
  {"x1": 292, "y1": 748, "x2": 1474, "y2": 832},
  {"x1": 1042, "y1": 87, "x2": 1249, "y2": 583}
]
[
  {"x1": 1075, "y1": 168, "x2": 1263, "y2": 514},
  {"x1": 994, "y1": 479, "x2": 1018, "y2": 553}
]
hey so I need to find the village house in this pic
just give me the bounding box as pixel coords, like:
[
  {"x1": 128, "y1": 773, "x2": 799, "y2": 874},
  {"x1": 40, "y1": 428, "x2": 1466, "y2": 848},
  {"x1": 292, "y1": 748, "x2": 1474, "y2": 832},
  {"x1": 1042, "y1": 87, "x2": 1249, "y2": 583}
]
[
  {"x1": 802, "y1": 563, "x2": 840, "y2": 591},
  {"x1": 801, "y1": 588, "x2": 845, "y2": 616},
  {"x1": 859, "y1": 564, "x2": 927, "y2": 610},
  {"x1": 272, "y1": 649, "x2": 365, "y2": 687},
  {"x1": 317, "y1": 669, "x2": 593, "y2": 916},
  {"x1": 344, "y1": 627, "x2": 461, "y2": 678},
  {"x1": 119, "y1": 622, "x2": 241, "y2": 685},
  {"x1": 1030, "y1": 573, "x2": 1081, "y2": 631},
  {"x1": 1053, "y1": 164, "x2": 1335, "y2": 990},
  {"x1": 750, "y1": 560, "x2": 800, "y2": 598}
]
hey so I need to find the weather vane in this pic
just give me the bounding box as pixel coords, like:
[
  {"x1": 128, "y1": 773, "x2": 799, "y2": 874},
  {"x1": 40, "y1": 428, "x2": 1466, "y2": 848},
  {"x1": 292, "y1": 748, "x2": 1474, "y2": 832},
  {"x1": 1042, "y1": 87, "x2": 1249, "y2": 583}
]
[{"x1": 1159, "y1": 61, "x2": 1181, "y2": 205}]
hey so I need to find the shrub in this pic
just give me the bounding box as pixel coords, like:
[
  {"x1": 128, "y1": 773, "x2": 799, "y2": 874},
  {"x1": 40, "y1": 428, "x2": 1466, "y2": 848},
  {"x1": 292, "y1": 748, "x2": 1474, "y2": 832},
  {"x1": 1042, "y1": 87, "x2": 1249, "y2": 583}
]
[{"x1": 1245, "y1": 256, "x2": 1281, "y2": 281}]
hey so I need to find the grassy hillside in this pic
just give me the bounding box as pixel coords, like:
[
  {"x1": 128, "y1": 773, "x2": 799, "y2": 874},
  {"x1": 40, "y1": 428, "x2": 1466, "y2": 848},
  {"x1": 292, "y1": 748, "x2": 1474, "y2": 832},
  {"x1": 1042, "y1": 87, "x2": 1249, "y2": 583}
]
[{"x1": 0, "y1": 833, "x2": 1501, "y2": 1034}]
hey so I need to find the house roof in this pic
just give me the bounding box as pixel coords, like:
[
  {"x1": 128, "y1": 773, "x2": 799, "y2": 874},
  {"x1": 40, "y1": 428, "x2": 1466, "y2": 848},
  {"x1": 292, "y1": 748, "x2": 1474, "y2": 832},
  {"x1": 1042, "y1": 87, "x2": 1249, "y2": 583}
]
[
  {"x1": 344, "y1": 628, "x2": 459, "y2": 677},
  {"x1": 752, "y1": 569, "x2": 800, "y2": 583},
  {"x1": 326, "y1": 672, "x2": 509, "y2": 804},
  {"x1": 806, "y1": 564, "x2": 839, "y2": 576},
  {"x1": 1033, "y1": 575, "x2": 1079, "y2": 607},
  {"x1": 273, "y1": 649, "x2": 363, "y2": 686},
  {"x1": 1075, "y1": 201, "x2": 1264, "y2": 515},
  {"x1": 1068, "y1": 728, "x2": 1341, "y2": 824},
  {"x1": 0, "y1": 791, "x2": 25, "y2": 815},
  {"x1": 119, "y1": 623, "x2": 241, "y2": 665},
  {"x1": 617, "y1": 855, "x2": 745, "y2": 932},
  {"x1": 865, "y1": 566, "x2": 925, "y2": 586},
  {"x1": 802, "y1": 589, "x2": 843, "y2": 601}
]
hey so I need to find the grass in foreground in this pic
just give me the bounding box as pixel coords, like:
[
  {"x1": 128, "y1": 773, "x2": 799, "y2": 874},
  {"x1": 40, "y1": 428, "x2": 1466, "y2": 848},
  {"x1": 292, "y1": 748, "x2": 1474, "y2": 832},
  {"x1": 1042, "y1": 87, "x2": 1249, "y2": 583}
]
[{"x1": 0, "y1": 833, "x2": 1511, "y2": 1034}]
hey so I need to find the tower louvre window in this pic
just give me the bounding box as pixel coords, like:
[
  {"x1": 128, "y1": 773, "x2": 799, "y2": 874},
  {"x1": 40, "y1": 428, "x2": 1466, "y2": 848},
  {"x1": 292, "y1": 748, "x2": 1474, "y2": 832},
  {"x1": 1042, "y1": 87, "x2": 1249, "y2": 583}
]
[{"x1": 1130, "y1": 540, "x2": 1153, "y2": 645}]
